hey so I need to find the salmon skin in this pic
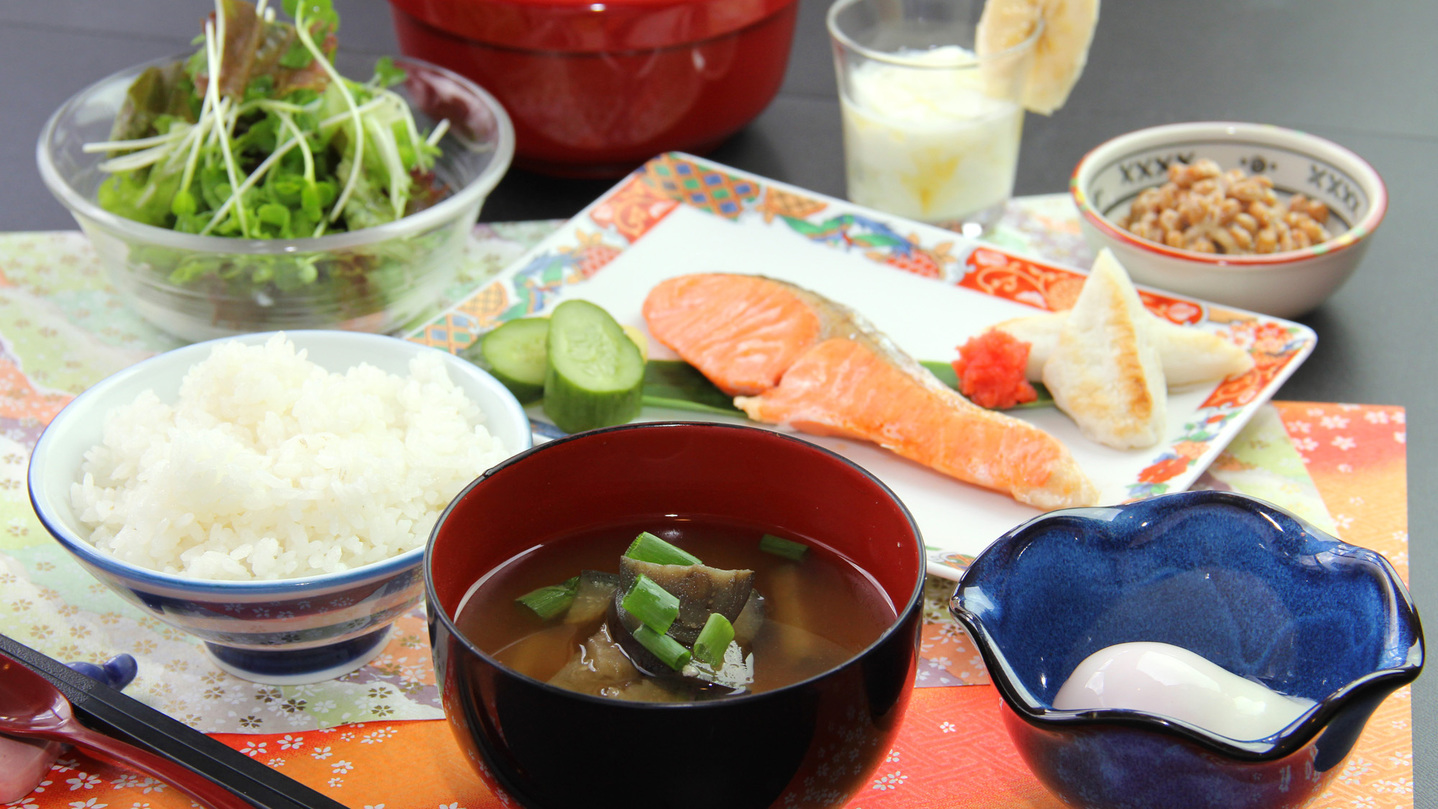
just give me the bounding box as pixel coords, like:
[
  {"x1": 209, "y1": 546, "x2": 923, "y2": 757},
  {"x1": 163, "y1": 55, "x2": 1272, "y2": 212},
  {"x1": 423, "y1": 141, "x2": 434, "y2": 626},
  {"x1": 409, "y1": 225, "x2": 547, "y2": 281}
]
[{"x1": 642, "y1": 273, "x2": 1098, "y2": 511}]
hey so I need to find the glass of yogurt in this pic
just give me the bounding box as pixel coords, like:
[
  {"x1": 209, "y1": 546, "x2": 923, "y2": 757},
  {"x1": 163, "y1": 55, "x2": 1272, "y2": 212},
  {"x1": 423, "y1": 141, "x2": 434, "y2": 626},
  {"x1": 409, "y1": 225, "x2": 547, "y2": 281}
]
[{"x1": 827, "y1": 0, "x2": 1039, "y2": 236}]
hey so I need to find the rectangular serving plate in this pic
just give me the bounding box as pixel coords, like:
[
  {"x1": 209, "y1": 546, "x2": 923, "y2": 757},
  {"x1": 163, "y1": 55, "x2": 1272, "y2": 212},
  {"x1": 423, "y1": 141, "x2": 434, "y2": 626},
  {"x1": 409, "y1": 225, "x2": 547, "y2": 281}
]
[{"x1": 411, "y1": 153, "x2": 1316, "y2": 579}]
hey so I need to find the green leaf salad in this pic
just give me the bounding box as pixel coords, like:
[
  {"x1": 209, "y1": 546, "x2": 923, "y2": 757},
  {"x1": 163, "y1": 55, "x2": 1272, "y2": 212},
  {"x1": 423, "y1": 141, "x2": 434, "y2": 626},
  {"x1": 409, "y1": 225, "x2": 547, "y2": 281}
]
[
  {"x1": 85, "y1": 0, "x2": 461, "y2": 328},
  {"x1": 93, "y1": 0, "x2": 444, "y2": 239}
]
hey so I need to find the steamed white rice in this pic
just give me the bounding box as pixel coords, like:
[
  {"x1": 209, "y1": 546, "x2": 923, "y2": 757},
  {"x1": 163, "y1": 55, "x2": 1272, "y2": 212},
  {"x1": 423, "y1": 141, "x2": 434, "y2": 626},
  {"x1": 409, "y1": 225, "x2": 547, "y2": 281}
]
[{"x1": 70, "y1": 334, "x2": 508, "y2": 581}]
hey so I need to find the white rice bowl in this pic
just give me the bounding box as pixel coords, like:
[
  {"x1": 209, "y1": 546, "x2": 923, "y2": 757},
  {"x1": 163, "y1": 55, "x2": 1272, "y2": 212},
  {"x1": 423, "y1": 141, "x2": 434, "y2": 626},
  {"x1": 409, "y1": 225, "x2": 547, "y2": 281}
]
[{"x1": 70, "y1": 334, "x2": 508, "y2": 581}]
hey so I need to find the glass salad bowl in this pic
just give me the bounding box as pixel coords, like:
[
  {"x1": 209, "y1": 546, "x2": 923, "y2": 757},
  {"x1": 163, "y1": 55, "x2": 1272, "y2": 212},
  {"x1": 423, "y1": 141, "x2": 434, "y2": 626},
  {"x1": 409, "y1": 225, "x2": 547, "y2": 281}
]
[{"x1": 37, "y1": 53, "x2": 514, "y2": 341}]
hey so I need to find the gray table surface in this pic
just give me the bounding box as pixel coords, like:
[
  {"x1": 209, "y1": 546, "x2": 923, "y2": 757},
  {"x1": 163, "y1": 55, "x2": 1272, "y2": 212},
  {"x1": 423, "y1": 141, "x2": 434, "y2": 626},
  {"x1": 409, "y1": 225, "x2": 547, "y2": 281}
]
[{"x1": 3, "y1": 0, "x2": 1434, "y2": 804}]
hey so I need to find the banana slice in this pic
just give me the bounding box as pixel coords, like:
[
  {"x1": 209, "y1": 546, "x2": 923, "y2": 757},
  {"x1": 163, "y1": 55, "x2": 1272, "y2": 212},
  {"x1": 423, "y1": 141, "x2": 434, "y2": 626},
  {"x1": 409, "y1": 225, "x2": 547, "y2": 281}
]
[{"x1": 977, "y1": 0, "x2": 1100, "y2": 115}]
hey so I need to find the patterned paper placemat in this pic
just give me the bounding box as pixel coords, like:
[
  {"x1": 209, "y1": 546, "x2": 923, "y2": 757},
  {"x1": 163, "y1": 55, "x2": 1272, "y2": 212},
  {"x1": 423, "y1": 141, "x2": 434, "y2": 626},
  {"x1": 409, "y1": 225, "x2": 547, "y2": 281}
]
[
  {"x1": 3, "y1": 402, "x2": 1407, "y2": 809},
  {"x1": 0, "y1": 195, "x2": 1327, "y2": 732},
  {"x1": 0, "y1": 197, "x2": 1413, "y2": 808}
]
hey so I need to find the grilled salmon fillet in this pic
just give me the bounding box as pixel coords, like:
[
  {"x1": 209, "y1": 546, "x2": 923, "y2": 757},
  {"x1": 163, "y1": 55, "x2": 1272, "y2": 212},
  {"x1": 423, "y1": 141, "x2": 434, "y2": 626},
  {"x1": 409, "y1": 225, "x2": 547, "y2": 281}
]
[{"x1": 642, "y1": 273, "x2": 1098, "y2": 510}]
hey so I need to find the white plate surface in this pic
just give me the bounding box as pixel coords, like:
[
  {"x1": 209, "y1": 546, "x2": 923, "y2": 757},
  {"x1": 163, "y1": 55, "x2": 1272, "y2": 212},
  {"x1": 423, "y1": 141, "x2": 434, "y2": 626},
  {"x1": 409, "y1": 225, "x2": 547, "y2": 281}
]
[{"x1": 413, "y1": 153, "x2": 1316, "y2": 579}]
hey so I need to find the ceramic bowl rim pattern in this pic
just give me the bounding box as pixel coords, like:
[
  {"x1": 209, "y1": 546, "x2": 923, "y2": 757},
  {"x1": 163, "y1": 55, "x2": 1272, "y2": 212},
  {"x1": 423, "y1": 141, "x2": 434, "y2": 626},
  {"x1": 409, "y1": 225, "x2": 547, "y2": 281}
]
[
  {"x1": 27, "y1": 329, "x2": 532, "y2": 597},
  {"x1": 424, "y1": 419, "x2": 929, "y2": 709},
  {"x1": 1070, "y1": 121, "x2": 1388, "y2": 269},
  {"x1": 36, "y1": 52, "x2": 515, "y2": 255},
  {"x1": 950, "y1": 490, "x2": 1423, "y2": 762}
]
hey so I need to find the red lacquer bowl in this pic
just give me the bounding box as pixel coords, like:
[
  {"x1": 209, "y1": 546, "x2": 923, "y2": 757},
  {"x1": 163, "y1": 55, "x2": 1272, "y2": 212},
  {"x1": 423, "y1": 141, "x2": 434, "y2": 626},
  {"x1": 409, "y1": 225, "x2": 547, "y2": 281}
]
[
  {"x1": 425, "y1": 422, "x2": 925, "y2": 807},
  {"x1": 388, "y1": 0, "x2": 800, "y2": 177}
]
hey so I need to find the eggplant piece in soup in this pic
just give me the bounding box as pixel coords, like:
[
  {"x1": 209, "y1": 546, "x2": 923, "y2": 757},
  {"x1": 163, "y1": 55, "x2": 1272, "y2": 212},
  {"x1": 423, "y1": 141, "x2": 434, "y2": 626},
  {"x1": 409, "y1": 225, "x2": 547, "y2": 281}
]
[{"x1": 457, "y1": 519, "x2": 894, "y2": 703}]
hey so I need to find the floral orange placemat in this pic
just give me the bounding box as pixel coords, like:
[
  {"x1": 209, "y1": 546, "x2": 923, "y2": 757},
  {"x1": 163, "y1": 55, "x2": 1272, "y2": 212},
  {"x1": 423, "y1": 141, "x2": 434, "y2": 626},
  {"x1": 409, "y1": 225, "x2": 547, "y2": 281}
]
[
  {"x1": 0, "y1": 198, "x2": 1412, "y2": 807},
  {"x1": 7, "y1": 402, "x2": 1410, "y2": 809}
]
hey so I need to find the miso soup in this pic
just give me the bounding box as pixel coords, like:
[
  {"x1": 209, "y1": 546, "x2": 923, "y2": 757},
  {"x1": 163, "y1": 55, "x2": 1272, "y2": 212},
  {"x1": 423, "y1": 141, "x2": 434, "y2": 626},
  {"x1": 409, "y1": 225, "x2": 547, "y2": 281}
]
[{"x1": 453, "y1": 516, "x2": 897, "y2": 702}]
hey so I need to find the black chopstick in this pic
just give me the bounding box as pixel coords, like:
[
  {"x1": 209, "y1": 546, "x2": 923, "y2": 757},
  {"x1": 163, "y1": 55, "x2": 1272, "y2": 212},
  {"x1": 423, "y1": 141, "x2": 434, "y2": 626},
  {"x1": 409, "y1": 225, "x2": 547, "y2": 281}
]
[{"x1": 0, "y1": 633, "x2": 349, "y2": 809}]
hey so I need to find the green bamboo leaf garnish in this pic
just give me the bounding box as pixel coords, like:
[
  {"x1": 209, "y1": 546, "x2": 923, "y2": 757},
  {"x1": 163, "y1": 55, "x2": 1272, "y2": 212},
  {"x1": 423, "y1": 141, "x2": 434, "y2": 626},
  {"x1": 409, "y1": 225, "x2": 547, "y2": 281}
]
[
  {"x1": 919, "y1": 359, "x2": 961, "y2": 390},
  {"x1": 919, "y1": 360, "x2": 1054, "y2": 410},
  {"x1": 641, "y1": 360, "x2": 742, "y2": 415},
  {"x1": 641, "y1": 358, "x2": 1051, "y2": 415}
]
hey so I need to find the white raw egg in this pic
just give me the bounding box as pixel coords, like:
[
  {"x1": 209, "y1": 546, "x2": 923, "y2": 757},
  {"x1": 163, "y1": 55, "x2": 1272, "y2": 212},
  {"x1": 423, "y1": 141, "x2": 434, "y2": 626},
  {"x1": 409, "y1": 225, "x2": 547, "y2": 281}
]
[{"x1": 1053, "y1": 641, "x2": 1317, "y2": 741}]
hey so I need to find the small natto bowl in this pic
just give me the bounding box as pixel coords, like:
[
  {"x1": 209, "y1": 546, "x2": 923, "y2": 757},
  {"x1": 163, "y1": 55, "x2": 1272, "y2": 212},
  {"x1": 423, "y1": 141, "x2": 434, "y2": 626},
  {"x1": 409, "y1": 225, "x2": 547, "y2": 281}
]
[
  {"x1": 38, "y1": 53, "x2": 514, "y2": 342},
  {"x1": 1071, "y1": 121, "x2": 1386, "y2": 319},
  {"x1": 949, "y1": 490, "x2": 1422, "y2": 809},
  {"x1": 27, "y1": 330, "x2": 532, "y2": 685},
  {"x1": 426, "y1": 421, "x2": 925, "y2": 808}
]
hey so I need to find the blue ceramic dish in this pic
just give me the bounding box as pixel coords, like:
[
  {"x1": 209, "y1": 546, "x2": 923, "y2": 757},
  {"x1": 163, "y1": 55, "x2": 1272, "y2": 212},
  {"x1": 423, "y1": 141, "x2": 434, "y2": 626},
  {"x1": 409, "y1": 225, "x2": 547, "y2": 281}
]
[
  {"x1": 949, "y1": 490, "x2": 1422, "y2": 809},
  {"x1": 28, "y1": 331, "x2": 532, "y2": 685}
]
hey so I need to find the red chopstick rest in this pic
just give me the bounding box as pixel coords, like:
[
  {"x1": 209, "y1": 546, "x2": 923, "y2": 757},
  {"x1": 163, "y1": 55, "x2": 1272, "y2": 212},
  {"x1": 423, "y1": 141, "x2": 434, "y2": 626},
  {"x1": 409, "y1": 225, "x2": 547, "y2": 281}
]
[{"x1": 0, "y1": 654, "x2": 137, "y2": 802}]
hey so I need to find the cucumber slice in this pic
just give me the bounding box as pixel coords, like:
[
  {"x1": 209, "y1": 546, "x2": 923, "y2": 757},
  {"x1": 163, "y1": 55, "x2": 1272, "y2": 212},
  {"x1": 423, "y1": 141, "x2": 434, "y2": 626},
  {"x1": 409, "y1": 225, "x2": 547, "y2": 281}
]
[
  {"x1": 470, "y1": 317, "x2": 549, "y2": 403},
  {"x1": 543, "y1": 300, "x2": 645, "y2": 433}
]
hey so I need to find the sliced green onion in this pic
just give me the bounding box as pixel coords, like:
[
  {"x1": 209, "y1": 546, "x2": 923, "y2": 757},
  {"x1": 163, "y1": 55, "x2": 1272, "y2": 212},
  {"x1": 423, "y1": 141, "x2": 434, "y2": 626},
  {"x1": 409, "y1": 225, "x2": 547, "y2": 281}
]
[
  {"x1": 625, "y1": 531, "x2": 702, "y2": 566},
  {"x1": 621, "y1": 575, "x2": 680, "y2": 634},
  {"x1": 515, "y1": 576, "x2": 579, "y2": 621},
  {"x1": 760, "y1": 533, "x2": 809, "y2": 561},
  {"x1": 693, "y1": 613, "x2": 735, "y2": 668},
  {"x1": 633, "y1": 625, "x2": 692, "y2": 671}
]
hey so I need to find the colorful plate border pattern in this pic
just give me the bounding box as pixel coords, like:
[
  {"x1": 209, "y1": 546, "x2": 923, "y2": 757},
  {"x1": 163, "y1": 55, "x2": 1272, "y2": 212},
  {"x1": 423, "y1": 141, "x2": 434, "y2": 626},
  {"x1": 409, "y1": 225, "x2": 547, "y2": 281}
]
[{"x1": 410, "y1": 152, "x2": 1314, "y2": 571}]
